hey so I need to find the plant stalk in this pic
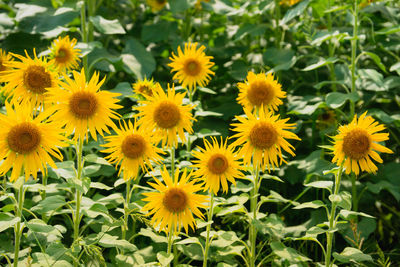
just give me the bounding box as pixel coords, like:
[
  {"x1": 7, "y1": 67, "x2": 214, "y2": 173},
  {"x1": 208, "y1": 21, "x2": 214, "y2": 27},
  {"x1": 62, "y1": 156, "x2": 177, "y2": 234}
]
[
  {"x1": 349, "y1": 0, "x2": 358, "y2": 118},
  {"x1": 122, "y1": 179, "x2": 132, "y2": 242},
  {"x1": 249, "y1": 166, "x2": 260, "y2": 267},
  {"x1": 80, "y1": 0, "x2": 89, "y2": 78},
  {"x1": 13, "y1": 180, "x2": 25, "y2": 267},
  {"x1": 203, "y1": 192, "x2": 215, "y2": 267},
  {"x1": 73, "y1": 138, "x2": 84, "y2": 266}
]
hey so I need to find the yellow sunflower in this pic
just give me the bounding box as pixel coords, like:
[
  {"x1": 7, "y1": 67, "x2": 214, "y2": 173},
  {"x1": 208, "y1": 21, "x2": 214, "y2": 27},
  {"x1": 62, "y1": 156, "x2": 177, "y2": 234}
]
[
  {"x1": 136, "y1": 84, "x2": 195, "y2": 148},
  {"x1": 101, "y1": 119, "x2": 165, "y2": 181},
  {"x1": 0, "y1": 102, "x2": 66, "y2": 182},
  {"x1": 168, "y1": 42, "x2": 215, "y2": 92},
  {"x1": 142, "y1": 166, "x2": 208, "y2": 234},
  {"x1": 0, "y1": 50, "x2": 59, "y2": 108},
  {"x1": 230, "y1": 107, "x2": 301, "y2": 171},
  {"x1": 192, "y1": 136, "x2": 244, "y2": 195},
  {"x1": 146, "y1": 0, "x2": 167, "y2": 12},
  {"x1": 0, "y1": 48, "x2": 13, "y2": 74},
  {"x1": 132, "y1": 77, "x2": 161, "y2": 97},
  {"x1": 280, "y1": 0, "x2": 301, "y2": 6},
  {"x1": 331, "y1": 112, "x2": 393, "y2": 175},
  {"x1": 46, "y1": 68, "x2": 122, "y2": 141},
  {"x1": 237, "y1": 71, "x2": 286, "y2": 113},
  {"x1": 49, "y1": 35, "x2": 81, "y2": 73}
]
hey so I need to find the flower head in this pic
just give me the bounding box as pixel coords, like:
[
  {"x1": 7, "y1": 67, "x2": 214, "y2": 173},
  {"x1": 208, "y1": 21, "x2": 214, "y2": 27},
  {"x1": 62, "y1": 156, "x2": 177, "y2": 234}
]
[
  {"x1": 132, "y1": 77, "x2": 161, "y2": 97},
  {"x1": 102, "y1": 119, "x2": 164, "y2": 181},
  {"x1": 0, "y1": 102, "x2": 66, "y2": 182},
  {"x1": 0, "y1": 48, "x2": 13, "y2": 74},
  {"x1": 146, "y1": 0, "x2": 168, "y2": 12},
  {"x1": 168, "y1": 42, "x2": 215, "y2": 92},
  {"x1": 142, "y1": 167, "x2": 208, "y2": 234},
  {"x1": 192, "y1": 137, "x2": 244, "y2": 195},
  {"x1": 230, "y1": 108, "x2": 301, "y2": 171},
  {"x1": 237, "y1": 71, "x2": 286, "y2": 113},
  {"x1": 49, "y1": 35, "x2": 81, "y2": 73},
  {"x1": 331, "y1": 112, "x2": 393, "y2": 175},
  {"x1": 46, "y1": 69, "x2": 122, "y2": 141}
]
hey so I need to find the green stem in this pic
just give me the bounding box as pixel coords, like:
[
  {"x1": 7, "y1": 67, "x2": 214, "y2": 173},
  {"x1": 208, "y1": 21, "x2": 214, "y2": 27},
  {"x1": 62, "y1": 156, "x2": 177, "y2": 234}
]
[
  {"x1": 13, "y1": 180, "x2": 25, "y2": 267},
  {"x1": 274, "y1": 0, "x2": 281, "y2": 48},
  {"x1": 40, "y1": 173, "x2": 48, "y2": 200},
  {"x1": 167, "y1": 228, "x2": 174, "y2": 267},
  {"x1": 183, "y1": 10, "x2": 192, "y2": 40},
  {"x1": 327, "y1": 0, "x2": 337, "y2": 91},
  {"x1": 249, "y1": 166, "x2": 260, "y2": 267},
  {"x1": 203, "y1": 192, "x2": 215, "y2": 267},
  {"x1": 80, "y1": 0, "x2": 89, "y2": 79},
  {"x1": 122, "y1": 179, "x2": 132, "y2": 242},
  {"x1": 351, "y1": 174, "x2": 358, "y2": 212},
  {"x1": 73, "y1": 138, "x2": 84, "y2": 266},
  {"x1": 325, "y1": 164, "x2": 344, "y2": 267},
  {"x1": 87, "y1": 0, "x2": 95, "y2": 42},
  {"x1": 349, "y1": 0, "x2": 358, "y2": 119},
  {"x1": 171, "y1": 147, "x2": 175, "y2": 180}
]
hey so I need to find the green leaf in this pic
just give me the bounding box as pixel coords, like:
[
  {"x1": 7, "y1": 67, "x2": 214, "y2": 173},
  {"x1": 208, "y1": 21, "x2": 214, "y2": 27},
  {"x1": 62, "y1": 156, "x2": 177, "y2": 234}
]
[
  {"x1": 195, "y1": 110, "x2": 223, "y2": 117},
  {"x1": 90, "y1": 15, "x2": 125, "y2": 34},
  {"x1": 376, "y1": 25, "x2": 400, "y2": 35},
  {"x1": 304, "y1": 181, "x2": 333, "y2": 192},
  {"x1": 84, "y1": 154, "x2": 111, "y2": 166},
  {"x1": 27, "y1": 219, "x2": 62, "y2": 237},
  {"x1": 157, "y1": 252, "x2": 174, "y2": 266},
  {"x1": 122, "y1": 37, "x2": 156, "y2": 80},
  {"x1": 32, "y1": 195, "x2": 66, "y2": 213},
  {"x1": 325, "y1": 91, "x2": 359, "y2": 109},
  {"x1": 99, "y1": 233, "x2": 137, "y2": 251},
  {"x1": 333, "y1": 247, "x2": 373, "y2": 263},
  {"x1": 329, "y1": 191, "x2": 351, "y2": 210},
  {"x1": 363, "y1": 52, "x2": 387, "y2": 73},
  {"x1": 169, "y1": 0, "x2": 190, "y2": 13},
  {"x1": 139, "y1": 228, "x2": 168, "y2": 243},
  {"x1": 302, "y1": 57, "x2": 338, "y2": 71},
  {"x1": 228, "y1": 60, "x2": 248, "y2": 80},
  {"x1": 83, "y1": 165, "x2": 101, "y2": 176},
  {"x1": 270, "y1": 241, "x2": 311, "y2": 263},
  {"x1": 197, "y1": 87, "x2": 217, "y2": 94},
  {"x1": 293, "y1": 200, "x2": 326, "y2": 210},
  {"x1": 357, "y1": 69, "x2": 386, "y2": 91},
  {"x1": 0, "y1": 213, "x2": 20, "y2": 233},
  {"x1": 339, "y1": 210, "x2": 374, "y2": 220},
  {"x1": 280, "y1": 0, "x2": 311, "y2": 25},
  {"x1": 90, "y1": 182, "x2": 113, "y2": 191}
]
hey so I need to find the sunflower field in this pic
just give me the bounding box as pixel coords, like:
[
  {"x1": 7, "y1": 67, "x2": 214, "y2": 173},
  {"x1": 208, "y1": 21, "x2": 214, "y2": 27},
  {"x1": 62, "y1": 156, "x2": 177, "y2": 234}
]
[{"x1": 0, "y1": 0, "x2": 400, "y2": 266}]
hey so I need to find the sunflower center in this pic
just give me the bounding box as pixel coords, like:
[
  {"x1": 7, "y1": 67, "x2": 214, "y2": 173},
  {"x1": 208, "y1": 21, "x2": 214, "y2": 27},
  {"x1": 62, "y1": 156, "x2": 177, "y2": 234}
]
[
  {"x1": 249, "y1": 122, "x2": 278, "y2": 149},
  {"x1": 23, "y1": 65, "x2": 52, "y2": 94},
  {"x1": 55, "y1": 48, "x2": 70, "y2": 63},
  {"x1": 163, "y1": 188, "x2": 188, "y2": 213},
  {"x1": 7, "y1": 122, "x2": 41, "y2": 154},
  {"x1": 184, "y1": 59, "x2": 201, "y2": 76},
  {"x1": 153, "y1": 101, "x2": 181, "y2": 129},
  {"x1": 247, "y1": 80, "x2": 275, "y2": 107},
  {"x1": 156, "y1": 0, "x2": 166, "y2": 3},
  {"x1": 207, "y1": 153, "x2": 229, "y2": 174},
  {"x1": 121, "y1": 134, "x2": 146, "y2": 159},
  {"x1": 69, "y1": 91, "x2": 98, "y2": 119},
  {"x1": 342, "y1": 129, "x2": 371, "y2": 160}
]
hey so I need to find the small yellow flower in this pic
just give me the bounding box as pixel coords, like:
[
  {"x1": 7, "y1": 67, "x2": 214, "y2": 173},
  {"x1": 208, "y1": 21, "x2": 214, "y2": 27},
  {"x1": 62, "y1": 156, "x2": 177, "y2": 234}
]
[
  {"x1": 46, "y1": 69, "x2": 122, "y2": 141},
  {"x1": 146, "y1": 0, "x2": 167, "y2": 12},
  {"x1": 0, "y1": 50, "x2": 59, "y2": 108},
  {"x1": 49, "y1": 35, "x2": 81, "y2": 73},
  {"x1": 102, "y1": 119, "x2": 164, "y2": 181},
  {"x1": 192, "y1": 137, "x2": 244, "y2": 195},
  {"x1": 168, "y1": 42, "x2": 215, "y2": 92},
  {"x1": 0, "y1": 102, "x2": 66, "y2": 182},
  {"x1": 142, "y1": 167, "x2": 208, "y2": 234},
  {"x1": 331, "y1": 112, "x2": 393, "y2": 175},
  {"x1": 136, "y1": 84, "x2": 195, "y2": 148},
  {"x1": 132, "y1": 77, "x2": 161, "y2": 97},
  {"x1": 280, "y1": 0, "x2": 301, "y2": 6},
  {"x1": 230, "y1": 107, "x2": 301, "y2": 171},
  {"x1": 237, "y1": 71, "x2": 286, "y2": 113},
  {"x1": 0, "y1": 48, "x2": 13, "y2": 74}
]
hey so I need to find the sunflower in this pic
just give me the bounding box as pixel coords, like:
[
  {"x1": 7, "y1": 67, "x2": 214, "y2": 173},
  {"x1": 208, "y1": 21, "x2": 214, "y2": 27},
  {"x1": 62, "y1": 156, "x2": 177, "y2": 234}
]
[
  {"x1": 168, "y1": 42, "x2": 215, "y2": 92},
  {"x1": 280, "y1": 0, "x2": 301, "y2": 6},
  {"x1": 146, "y1": 0, "x2": 167, "y2": 12},
  {"x1": 102, "y1": 119, "x2": 164, "y2": 181},
  {"x1": 237, "y1": 71, "x2": 286, "y2": 113},
  {"x1": 0, "y1": 102, "x2": 66, "y2": 182},
  {"x1": 331, "y1": 112, "x2": 393, "y2": 175},
  {"x1": 132, "y1": 77, "x2": 161, "y2": 97},
  {"x1": 230, "y1": 107, "x2": 301, "y2": 171},
  {"x1": 136, "y1": 84, "x2": 195, "y2": 148},
  {"x1": 0, "y1": 50, "x2": 59, "y2": 108},
  {"x1": 0, "y1": 48, "x2": 13, "y2": 74},
  {"x1": 46, "y1": 69, "x2": 122, "y2": 141},
  {"x1": 142, "y1": 167, "x2": 208, "y2": 234},
  {"x1": 192, "y1": 136, "x2": 244, "y2": 195},
  {"x1": 49, "y1": 35, "x2": 81, "y2": 73}
]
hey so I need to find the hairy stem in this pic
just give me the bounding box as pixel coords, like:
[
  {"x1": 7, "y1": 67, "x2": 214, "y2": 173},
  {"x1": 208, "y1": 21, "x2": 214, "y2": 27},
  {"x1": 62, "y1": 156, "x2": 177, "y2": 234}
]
[{"x1": 203, "y1": 192, "x2": 215, "y2": 267}]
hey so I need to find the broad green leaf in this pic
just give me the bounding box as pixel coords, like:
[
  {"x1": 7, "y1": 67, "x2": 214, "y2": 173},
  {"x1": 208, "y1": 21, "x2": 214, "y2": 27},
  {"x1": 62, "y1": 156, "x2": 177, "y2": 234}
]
[
  {"x1": 139, "y1": 228, "x2": 168, "y2": 243},
  {"x1": 270, "y1": 241, "x2": 311, "y2": 263},
  {"x1": 27, "y1": 219, "x2": 61, "y2": 236},
  {"x1": 99, "y1": 233, "x2": 137, "y2": 251},
  {"x1": 302, "y1": 57, "x2": 338, "y2": 71},
  {"x1": 362, "y1": 51, "x2": 387, "y2": 73},
  {"x1": 169, "y1": 0, "x2": 190, "y2": 13},
  {"x1": 228, "y1": 60, "x2": 248, "y2": 80},
  {"x1": 195, "y1": 110, "x2": 223, "y2": 117},
  {"x1": 339, "y1": 210, "x2": 374, "y2": 220},
  {"x1": 157, "y1": 252, "x2": 174, "y2": 266},
  {"x1": 141, "y1": 21, "x2": 178, "y2": 42},
  {"x1": 329, "y1": 191, "x2": 351, "y2": 210},
  {"x1": 311, "y1": 30, "x2": 349, "y2": 46},
  {"x1": 325, "y1": 91, "x2": 359, "y2": 109},
  {"x1": 357, "y1": 69, "x2": 386, "y2": 91},
  {"x1": 197, "y1": 87, "x2": 217, "y2": 95},
  {"x1": 83, "y1": 165, "x2": 101, "y2": 176},
  {"x1": 90, "y1": 182, "x2": 113, "y2": 191},
  {"x1": 32, "y1": 195, "x2": 66, "y2": 213},
  {"x1": 0, "y1": 213, "x2": 20, "y2": 233},
  {"x1": 304, "y1": 181, "x2": 333, "y2": 192},
  {"x1": 293, "y1": 200, "x2": 326, "y2": 210},
  {"x1": 116, "y1": 254, "x2": 145, "y2": 266},
  {"x1": 280, "y1": 0, "x2": 311, "y2": 25},
  {"x1": 84, "y1": 154, "x2": 111, "y2": 166},
  {"x1": 90, "y1": 16, "x2": 125, "y2": 34},
  {"x1": 122, "y1": 37, "x2": 156, "y2": 80},
  {"x1": 376, "y1": 25, "x2": 400, "y2": 35},
  {"x1": 333, "y1": 247, "x2": 373, "y2": 263}
]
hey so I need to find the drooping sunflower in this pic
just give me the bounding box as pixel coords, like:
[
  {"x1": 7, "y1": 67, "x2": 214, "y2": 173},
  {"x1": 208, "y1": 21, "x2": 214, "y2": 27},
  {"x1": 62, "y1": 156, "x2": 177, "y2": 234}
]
[
  {"x1": 146, "y1": 0, "x2": 167, "y2": 12},
  {"x1": 0, "y1": 48, "x2": 13, "y2": 74},
  {"x1": 0, "y1": 102, "x2": 66, "y2": 182},
  {"x1": 101, "y1": 119, "x2": 164, "y2": 181},
  {"x1": 46, "y1": 69, "x2": 122, "y2": 141},
  {"x1": 331, "y1": 112, "x2": 393, "y2": 175},
  {"x1": 142, "y1": 167, "x2": 208, "y2": 234},
  {"x1": 168, "y1": 42, "x2": 215, "y2": 92},
  {"x1": 237, "y1": 71, "x2": 286, "y2": 113},
  {"x1": 136, "y1": 84, "x2": 195, "y2": 148},
  {"x1": 49, "y1": 35, "x2": 81, "y2": 73},
  {"x1": 230, "y1": 107, "x2": 301, "y2": 171},
  {"x1": 192, "y1": 136, "x2": 244, "y2": 195},
  {"x1": 0, "y1": 50, "x2": 59, "y2": 108},
  {"x1": 132, "y1": 77, "x2": 161, "y2": 97}
]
